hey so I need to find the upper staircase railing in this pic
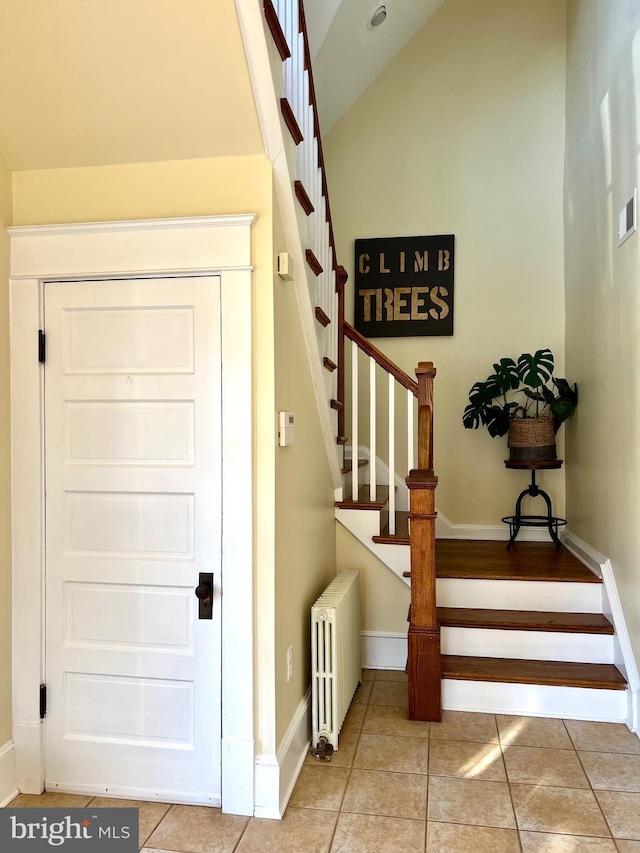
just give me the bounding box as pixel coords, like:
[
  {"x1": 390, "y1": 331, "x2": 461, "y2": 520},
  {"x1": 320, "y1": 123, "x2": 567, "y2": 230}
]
[
  {"x1": 263, "y1": 0, "x2": 440, "y2": 721},
  {"x1": 264, "y1": 0, "x2": 345, "y2": 440}
]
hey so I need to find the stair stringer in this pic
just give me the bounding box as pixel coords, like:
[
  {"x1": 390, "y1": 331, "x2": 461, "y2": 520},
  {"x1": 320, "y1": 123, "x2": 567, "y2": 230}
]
[
  {"x1": 564, "y1": 529, "x2": 640, "y2": 734},
  {"x1": 234, "y1": 0, "x2": 342, "y2": 489},
  {"x1": 335, "y1": 507, "x2": 410, "y2": 583}
]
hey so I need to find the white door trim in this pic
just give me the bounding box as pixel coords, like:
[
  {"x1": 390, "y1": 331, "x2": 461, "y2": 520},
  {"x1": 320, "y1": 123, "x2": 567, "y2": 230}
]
[{"x1": 9, "y1": 216, "x2": 256, "y2": 815}]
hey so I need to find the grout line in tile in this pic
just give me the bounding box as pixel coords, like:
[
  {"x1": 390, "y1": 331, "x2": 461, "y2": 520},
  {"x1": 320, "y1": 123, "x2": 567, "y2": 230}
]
[
  {"x1": 573, "y1": 744, "x2": 619, "y2": 841},
  {"x1": 326, "y1": 679, "x2": 369, "y2": 851},
  {"x1": 230, "y1": 812, "x2": 251, "y2": 852}
]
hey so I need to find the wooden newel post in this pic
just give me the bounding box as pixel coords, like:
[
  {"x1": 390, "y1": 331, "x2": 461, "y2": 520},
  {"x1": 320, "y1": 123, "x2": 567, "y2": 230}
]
[{"x1": 406, "y1": 361, "x2": 441, "y2": 722}]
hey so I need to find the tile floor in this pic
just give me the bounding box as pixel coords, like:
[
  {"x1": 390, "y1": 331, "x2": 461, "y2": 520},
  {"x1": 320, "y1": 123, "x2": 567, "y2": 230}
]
[{"x1": 9, "y1": 669, "x2": 640, "y2": 852}]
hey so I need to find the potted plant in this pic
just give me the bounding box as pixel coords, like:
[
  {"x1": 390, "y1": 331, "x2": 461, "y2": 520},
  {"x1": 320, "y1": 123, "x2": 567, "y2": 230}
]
[{"x1": 462, "y1": 348, "x2": 578, "y2": 462}]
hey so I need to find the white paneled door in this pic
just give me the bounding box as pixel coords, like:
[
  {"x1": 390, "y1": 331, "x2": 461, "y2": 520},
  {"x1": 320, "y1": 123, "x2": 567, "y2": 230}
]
[{"x1": 44, "y1": 277, "x2": 221, "y2": 805}]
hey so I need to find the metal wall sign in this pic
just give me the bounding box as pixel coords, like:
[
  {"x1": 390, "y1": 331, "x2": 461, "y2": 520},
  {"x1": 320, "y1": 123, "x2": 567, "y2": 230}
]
[{"x1": 354, "y1": 234, "x2": 454, "y2": 338}]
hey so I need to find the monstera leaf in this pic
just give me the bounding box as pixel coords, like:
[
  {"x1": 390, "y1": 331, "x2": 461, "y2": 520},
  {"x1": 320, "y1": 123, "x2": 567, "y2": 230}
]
[
  {"x1": 484, "y1": 403, "x2": 517, "y2": 438},
  {"x1": 517, "y1": 349, "x2": 554, "y2": 388},
  {"x1": 488, "y1": 358, "x2": 519, "y2": 394},
  {"x1": 550, "y1": 378, "x2": 579, "y2": 427},
  {"x1": 463, "y1": 383, "x2": 487, "y2": 429},
  {"x1": 462, "y1": 402, "x2": 483, "y2": 429}
]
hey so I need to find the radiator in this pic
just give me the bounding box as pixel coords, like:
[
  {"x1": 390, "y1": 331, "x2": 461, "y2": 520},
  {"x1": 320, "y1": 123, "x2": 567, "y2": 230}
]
[{"x1": 311, "y1": 570, "x2": 362, "y2": 751}]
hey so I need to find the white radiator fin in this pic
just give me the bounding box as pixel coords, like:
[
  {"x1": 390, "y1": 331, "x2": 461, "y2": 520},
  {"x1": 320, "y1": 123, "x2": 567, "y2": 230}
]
[{"x1": 311, "y1": 570, "x2": 361, "y2": 749}]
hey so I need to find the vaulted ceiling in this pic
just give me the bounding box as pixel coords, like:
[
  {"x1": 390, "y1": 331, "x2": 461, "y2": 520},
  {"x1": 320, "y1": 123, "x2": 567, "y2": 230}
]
[{"x1": 306, "y1": 0, "x2": 445, "y2": 133}]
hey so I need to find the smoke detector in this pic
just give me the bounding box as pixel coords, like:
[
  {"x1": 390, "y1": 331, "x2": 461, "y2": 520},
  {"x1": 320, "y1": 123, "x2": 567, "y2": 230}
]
[{"x1": 368, "y1": 4, "x2": 387, "y2": 29}]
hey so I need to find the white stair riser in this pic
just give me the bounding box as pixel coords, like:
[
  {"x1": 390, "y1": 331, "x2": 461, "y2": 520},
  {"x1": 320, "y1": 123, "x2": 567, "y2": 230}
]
[
  {"x1": 443, "y1": 679, "x2": 627, "y2": 722},
  {"x1": 437, "y1": 578, "x2": 603, "y2": 613},
  {"x1": 442, "y1": 627, "x2": 614, "y2": 664}
]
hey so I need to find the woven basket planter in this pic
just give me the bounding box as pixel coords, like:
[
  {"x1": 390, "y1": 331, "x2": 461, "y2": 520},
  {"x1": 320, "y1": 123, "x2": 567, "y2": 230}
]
[{"x1": 508, "y1": 416, "x2": 556, "y2": 462}]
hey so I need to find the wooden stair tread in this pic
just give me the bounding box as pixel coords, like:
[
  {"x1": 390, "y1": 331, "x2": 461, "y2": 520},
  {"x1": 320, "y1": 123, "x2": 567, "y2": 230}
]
[
  {"x1": 373, "y1": 510, "x2": 410, "y2": 544},
  {"x1": 442, "y1": 655, "x2": 627, "y2": 690},
  {"x1": 437, "y1": 608, "x2": 614, "y2": 634},
  {"x1": 341, "y1": 459, "x2": 368, "y2": 475},
  {"x1": 336, "y1": 485, "x2": 390, "y2": 510},
  {"x1": 435, "y1": 540, "x2": 601, "y2": 583},
  {"x1": 315, "y1": 306, "x2": 331, "y2": 327},
  {"x1": 280, "y1": 98, "x2": 303, "y2": 145}
]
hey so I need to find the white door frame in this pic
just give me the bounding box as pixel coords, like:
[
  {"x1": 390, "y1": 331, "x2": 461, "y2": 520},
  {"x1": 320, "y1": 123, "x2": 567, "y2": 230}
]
[{"x1": 9, "y1": 215, "x2": 255, "y2": 816}]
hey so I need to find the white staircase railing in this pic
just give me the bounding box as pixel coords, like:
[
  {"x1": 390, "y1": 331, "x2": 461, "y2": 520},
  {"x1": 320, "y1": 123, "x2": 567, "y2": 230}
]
[
  {"x1": 344, "y1": 323, "x2": 418, "y2": 534},
  {"x1": 266, "y1": 0, "x2": 341, "y2": 436}
]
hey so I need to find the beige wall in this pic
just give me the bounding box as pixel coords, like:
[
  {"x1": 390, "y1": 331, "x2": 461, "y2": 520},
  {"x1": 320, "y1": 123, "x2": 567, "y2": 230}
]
[
  {"x1": 324, "y1": 0, "x2": 567, "y2": 526},
  {"x1": 0, "y1": 149, "x2": 12, "y2": 744},
  {"x1": 273, "y1": 189, "x2": 337, "y2": 747},
  {"x1": 336, "y1": 524, "x2": 409, "y2": 634},
  {"x1": 564, "y1": 1, "x2": 640, "y2": 661}
]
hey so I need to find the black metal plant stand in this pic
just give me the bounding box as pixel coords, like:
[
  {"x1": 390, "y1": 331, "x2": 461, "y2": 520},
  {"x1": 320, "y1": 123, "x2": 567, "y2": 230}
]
[{"x1": 502, "y1": 460, "x2": 566, "y2": 553}]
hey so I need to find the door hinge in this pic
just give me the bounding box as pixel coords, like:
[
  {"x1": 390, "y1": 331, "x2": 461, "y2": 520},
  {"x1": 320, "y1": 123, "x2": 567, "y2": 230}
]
[
  {"x1": 38, "y1": 330, "x2": 46, "y2": 364},
  {"x1": 39, "y1": 683, "x2": 47, "y2": 719}
]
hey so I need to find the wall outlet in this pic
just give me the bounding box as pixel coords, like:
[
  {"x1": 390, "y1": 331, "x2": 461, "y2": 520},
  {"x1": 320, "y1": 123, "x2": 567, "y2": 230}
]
[{"x1": 287, "y1": 646, "x2": 294, "y2": 682}]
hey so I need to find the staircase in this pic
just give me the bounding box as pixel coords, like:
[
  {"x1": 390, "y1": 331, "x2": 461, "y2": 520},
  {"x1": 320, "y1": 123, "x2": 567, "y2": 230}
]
[
  {"x1": 258, "y1": 0, "x2": 630, "y2": 726},
  {"x1": 342, "y1": 505, "x2": 628, "y2": 720}
]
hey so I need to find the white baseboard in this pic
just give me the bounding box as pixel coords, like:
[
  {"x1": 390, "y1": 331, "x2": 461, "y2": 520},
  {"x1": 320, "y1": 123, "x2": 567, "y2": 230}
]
[
  {"x1": 564, "y1": 529, "x2": 640, "y2": 734},
  {"x1": 254, "y1": 689, "x2": 310, "y2": 820},
  {"x1": 435, "y1": 512, "x2": 551, "y2": 542},
  {"x1": 0, "y1": 740, "x2": 18, "y2": 807},
  {"x1": 222, "y1": 736, "x2": 255, "y2": 815},
  {"x1": 362, "y1": 631, "x2": 406, "y2": 670},
  {"x1": 12, "y1": 721, "x2": 44, "y2": 795}
]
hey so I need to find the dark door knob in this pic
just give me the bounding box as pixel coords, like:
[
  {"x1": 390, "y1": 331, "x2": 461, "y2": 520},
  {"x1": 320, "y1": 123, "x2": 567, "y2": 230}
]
[
  {"x1": 195, "y1": 572, "x2": 214, "y2": 620},
  {"x1": 195, "y1": 583, "x2": 211, "y2": 601}
]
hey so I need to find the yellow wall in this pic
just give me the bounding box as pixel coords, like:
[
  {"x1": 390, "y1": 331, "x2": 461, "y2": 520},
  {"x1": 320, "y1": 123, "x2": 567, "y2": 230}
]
[
  {"x1": 0, "y1": 149, "x2": 12, "y2": 744},
  {"x1": 324, "y1": 0, "x2": 567, "y2": 526},
  {"x1": 0, "y1": 0, "x2": 263, "y2": 170},
  {"x1": 564, "y1": 1, "x2": 640, "y2": 662},
  {"x1": 273, "y1": 188, "x2": 336, "y2": 747}
]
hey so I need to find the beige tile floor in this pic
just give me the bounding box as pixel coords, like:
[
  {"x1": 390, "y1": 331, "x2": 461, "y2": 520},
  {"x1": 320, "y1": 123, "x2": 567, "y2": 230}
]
[{"x1": 9, "y1": 668, "x2": 640, "y2": 852}]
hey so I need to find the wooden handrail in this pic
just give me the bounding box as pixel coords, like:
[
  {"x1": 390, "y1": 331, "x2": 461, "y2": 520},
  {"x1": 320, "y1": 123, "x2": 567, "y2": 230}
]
[
  {"x1": 344, "y1": 323, "x2": 419, "y2": 395},
  {"x1": 406, "y1": 362, "x2": 441, "y2": 722}
]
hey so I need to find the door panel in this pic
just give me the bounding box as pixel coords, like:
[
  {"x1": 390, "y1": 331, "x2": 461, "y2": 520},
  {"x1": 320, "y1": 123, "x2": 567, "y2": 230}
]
[{"x1": 44, "y1": 276, "x2": 221, "y2": 804}]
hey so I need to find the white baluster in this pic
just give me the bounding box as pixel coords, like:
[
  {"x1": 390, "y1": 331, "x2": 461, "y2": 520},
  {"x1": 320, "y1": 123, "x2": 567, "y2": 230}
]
[
  {"x1": 282, "y1": 1, "x2": 292, "y2": 101},
  {"x1": 351, "y1": 340, "x2": 359, "y2": 502},
  {"x1": 292, "y1": 4, "x2": 300, "y2": 121},
  {"x1": 370, "y1": 357, "x2": 376, "y2": 501},
  {"x1": 407, "y1": 388, "x2": 414, "y2": 473},
  {"x1": 295, "y1": 33, "x2": 303, "y2": 128},
  {"x1": 388, "y1": 375, "x2": 395, "y2": 535}
]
